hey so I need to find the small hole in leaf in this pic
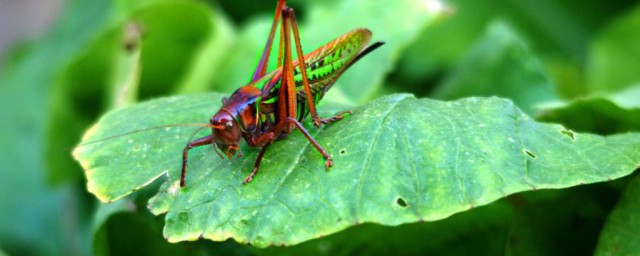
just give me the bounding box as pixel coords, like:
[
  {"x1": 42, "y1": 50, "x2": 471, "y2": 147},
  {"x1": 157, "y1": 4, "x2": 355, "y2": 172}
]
[
  {"x1": 560, "y1": 129, "x2": 576, "y2": 141},
  {"x1": 339, "y1": 149, "x2": 346, "y2": 155},
  {"x1": 523, "y1": 149, "x2": 537, "y2": 159},
  {"x1": 396, "y1": 197, "x2": 408, "y2": 208}
]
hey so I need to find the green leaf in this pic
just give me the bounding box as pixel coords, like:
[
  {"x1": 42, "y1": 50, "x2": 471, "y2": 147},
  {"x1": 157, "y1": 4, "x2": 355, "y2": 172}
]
[
  {"x1": 257, "y1": 184, "x2": 616, "y2": 255},
  {"x1": 132, "y1": 1, "x2": 217, "y2": 98},
  {"x1": 107, "y1": 22, "x2": 143, "y2": 109},
  {"x1": 0, "y1": 0, "x2": 116, "y2": 254},
  {"x1": 209, "y1": 18, "x2": 271, "y2": 93},
  {"x1": 394, "y1": 0, "x2": 624, "y2": 84},
  {"x1": 173, "y1": 8, "x2": 235, "y2": 95},
  {"x1": 46, "y1": 21, "x2": 139, "y2": 184},
  {"x1": 595, "y1": 175, "x2": 640, "y2": 255},
  {"x1": 587, "y1": 3, "x2": 640, "y2": 93},
  {"x1": 74, "y1": 93, "x2": 640, "y2": 247},
  {"x1": 537, "y1": 85, "x2": 640, "y2": 135},
  {"x1": 433, "y1": 21, "x2": 557, "y2": 114}
]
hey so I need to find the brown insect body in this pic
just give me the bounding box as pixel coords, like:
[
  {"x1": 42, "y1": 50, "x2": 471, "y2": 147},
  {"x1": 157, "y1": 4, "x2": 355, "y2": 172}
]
[{"x1": 180, "y1": 0, "x2": 383, "y2": 187}]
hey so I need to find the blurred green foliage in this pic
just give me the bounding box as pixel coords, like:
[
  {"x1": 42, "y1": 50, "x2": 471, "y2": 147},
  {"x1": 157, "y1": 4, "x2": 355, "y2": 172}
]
[{"x1": 1, "y1": 0, "x2": 639, "y2": 255}]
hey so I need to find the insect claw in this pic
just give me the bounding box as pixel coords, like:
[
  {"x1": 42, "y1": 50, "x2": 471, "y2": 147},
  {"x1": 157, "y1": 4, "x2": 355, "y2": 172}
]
[
  {"x1": 243, "y1": 174, "x2": 254, "y2": 185},
  {"x1": 325, "y1": 158, "x2": 333, "y2": 169}
]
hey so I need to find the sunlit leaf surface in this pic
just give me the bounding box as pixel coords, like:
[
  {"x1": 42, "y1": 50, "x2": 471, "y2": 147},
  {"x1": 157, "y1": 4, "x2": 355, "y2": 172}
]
[{"x1": 74, "y1": 93, "x2": 640, "y2": 247}]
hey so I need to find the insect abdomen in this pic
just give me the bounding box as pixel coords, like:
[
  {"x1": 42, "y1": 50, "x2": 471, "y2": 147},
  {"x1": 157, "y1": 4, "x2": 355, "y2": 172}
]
[
  {"x1": 293, "y1": 28, "x2": 372, "y2": 100},
  {"x1": 256, "y1": 28, "x2": 374, "y2": 121}
]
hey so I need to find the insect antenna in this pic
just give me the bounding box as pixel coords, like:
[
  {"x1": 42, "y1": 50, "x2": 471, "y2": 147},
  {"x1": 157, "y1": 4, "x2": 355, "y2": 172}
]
[
  {"x1": 76, "y1": 123, "x2": 217, "y2": 147},
  {"x1": 183, "y1": 125, "x2": 226, "y2": 160}
]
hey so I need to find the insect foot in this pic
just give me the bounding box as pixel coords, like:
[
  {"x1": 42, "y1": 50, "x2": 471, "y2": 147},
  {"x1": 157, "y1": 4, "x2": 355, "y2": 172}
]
[
  {"x1": 313, "y1": 119, "x2": 323, "y2": 128},
  {"x1": 325, "y1": 157, "x2": 334, "y2": 169},
  {"x1": 243, "y1": 171, "x2": 256, "y2": 185}
]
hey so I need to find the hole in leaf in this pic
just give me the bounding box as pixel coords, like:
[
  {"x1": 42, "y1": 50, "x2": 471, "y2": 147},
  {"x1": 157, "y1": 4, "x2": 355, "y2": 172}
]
[
  {"x1": 560, "y1": 129, "x2": 576, "y2": 141},
  {"x1": 523, "y1": 149, "x2": 537, "y2": 159},
  {"x1": 396, "y1": 197, "x2": 408, "y2": 208},
  {"x1": 339, "y1": 149, "x2": 346, "y2": 155}
]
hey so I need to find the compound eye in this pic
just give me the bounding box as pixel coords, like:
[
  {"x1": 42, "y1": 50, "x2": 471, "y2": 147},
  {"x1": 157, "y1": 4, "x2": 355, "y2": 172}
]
[{"x1": 225, "y1": 121, "x2": 233, "y2": 128}]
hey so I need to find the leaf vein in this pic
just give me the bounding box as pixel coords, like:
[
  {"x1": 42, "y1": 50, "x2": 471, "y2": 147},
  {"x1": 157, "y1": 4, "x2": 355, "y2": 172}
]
[
  {"x1": 248, "y1": 125, "x2": 326, "y2": 242},
  {"x1": 354, "y1": 96, "x2": 408, "y2": 222}
]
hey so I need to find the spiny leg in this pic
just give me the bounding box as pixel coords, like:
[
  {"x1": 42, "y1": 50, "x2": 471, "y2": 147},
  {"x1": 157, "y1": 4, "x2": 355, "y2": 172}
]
[
  {"x1": 181, "y1": 135, "x2": 214, "y2": 187},
  {"x1": 279, "y1": 6, "x2": 298, "y2": 132},
  {"x1": 287, "y1": 7, "x2": 323, "y2": 127},
  {"x1": 251, "y1": 0, "x2": 286, "y2": 82},
  {"x1": 278, "y1": 23, "x2": 284, "y2": 69},
  {"x1": 243, "y1": 141, "x2": 273, "y2": 185},
  {"x1": 288, "y1": 8, "x2": 350, "y2": 127}
]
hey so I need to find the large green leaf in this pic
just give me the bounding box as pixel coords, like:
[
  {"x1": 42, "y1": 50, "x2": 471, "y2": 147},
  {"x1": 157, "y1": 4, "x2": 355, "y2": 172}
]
[
  {"x1": 74, "y1": 93, "x2": 640, "y2": 247},
  {"x1": 595, "y1": 175, "x2": 640, "y2": 255}
]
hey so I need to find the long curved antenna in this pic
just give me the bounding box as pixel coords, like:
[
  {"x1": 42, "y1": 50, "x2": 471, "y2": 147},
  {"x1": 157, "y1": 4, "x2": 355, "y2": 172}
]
[{"x1": 76, "y1": 123, "x2": 221, "y2": 147}]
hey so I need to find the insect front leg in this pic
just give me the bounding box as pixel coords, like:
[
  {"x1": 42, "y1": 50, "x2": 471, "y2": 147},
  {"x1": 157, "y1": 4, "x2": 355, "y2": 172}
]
[
  {"x1": 243, "y1": 141, "x2": 273, "y2": 185},
  {"x1": 181, "y1": 135, "x2": 214, "y2": 187}
]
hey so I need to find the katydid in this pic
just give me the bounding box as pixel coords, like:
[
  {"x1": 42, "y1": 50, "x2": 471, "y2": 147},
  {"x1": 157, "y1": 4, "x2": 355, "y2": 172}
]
[{"x1": 181, "y1": 0, "x2": 383, "y2": 187}]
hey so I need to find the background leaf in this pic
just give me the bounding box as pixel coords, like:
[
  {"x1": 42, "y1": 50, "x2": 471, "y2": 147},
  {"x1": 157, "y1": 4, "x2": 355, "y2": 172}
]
[
  {"x1": 595, "y1": 175, "x2": 640, "y2": 255},
  {"x1": 537, "y1": 85, "x2": 640, "y2": 135},
  {"x1": 587, "y1": 4, "x2": 640, "y2": 93},
  {"x1": 432, "y1": 21, "x2": 557, "y2": 114},
  {"x1": 0, "y1": 0, "x2": 117, "y2": 254}
]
